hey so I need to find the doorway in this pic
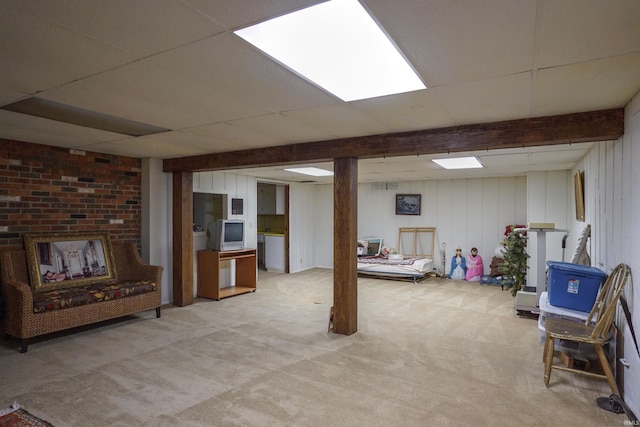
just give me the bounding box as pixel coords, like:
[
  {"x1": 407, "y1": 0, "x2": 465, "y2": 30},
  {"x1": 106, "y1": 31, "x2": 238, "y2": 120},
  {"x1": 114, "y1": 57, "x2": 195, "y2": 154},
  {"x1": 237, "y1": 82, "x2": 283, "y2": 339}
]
[
  {"x1": 256, "y1": 183, "x2": 289, "y2": 273},
  {"x1": 193, "y1": 192, "x2": 226, "y2": 236}
]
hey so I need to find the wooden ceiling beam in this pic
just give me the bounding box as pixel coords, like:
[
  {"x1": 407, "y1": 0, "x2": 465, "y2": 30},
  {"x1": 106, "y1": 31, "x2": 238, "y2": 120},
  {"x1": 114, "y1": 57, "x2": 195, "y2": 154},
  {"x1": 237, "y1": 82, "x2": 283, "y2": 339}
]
[{"x1": 162, "y1": 108, "x2": 624, "y2": 173}]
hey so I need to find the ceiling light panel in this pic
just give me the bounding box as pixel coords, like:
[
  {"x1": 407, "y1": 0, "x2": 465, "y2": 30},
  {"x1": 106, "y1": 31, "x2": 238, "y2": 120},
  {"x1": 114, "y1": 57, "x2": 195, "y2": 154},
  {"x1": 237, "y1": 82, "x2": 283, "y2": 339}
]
[
  {"x1": 432, "y1": 156, "x2": 483, "y2": 170},
  {"x1": 235, "y1": 0, "x2": 426, "y2": 102},
  {"x1": 284, "y1": 167, "x2": 334, "y2": 176}
]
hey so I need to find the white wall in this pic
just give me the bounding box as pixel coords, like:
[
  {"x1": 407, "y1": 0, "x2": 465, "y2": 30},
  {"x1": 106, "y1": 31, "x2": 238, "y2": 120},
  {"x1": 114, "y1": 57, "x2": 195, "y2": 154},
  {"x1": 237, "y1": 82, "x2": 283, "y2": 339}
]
[
  {"x1": 194, "y1": 171, "x2": 257, "y2": 245},
  {"x1": 311, "y1": 184, "x2": 335, "y2": 269},
  {"x1": 572, "y1": 91, "x2": 640, "y2": 416},
  {"x1": 288, "y1": 182, "x2": 317, "y2": 273},
  {"x1": 141, "y1": 158, "x2": 172, "y2": 305},
  {"x1": 525, "y1": 170, "x2": 572, "y2": 293},
  {"x1": 312, "y1": 176, "x2": 528, "y2": 274}
]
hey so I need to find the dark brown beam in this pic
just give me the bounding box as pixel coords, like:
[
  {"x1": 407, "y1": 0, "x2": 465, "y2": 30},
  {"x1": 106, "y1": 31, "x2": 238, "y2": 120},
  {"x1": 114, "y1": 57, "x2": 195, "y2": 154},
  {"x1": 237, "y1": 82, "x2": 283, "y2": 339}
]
[
  {"x1": 333, "y1": 158, "x2": 358, "y2": 335},
  {"x1": 172, "y1": 172, "x2": 194, "y2": 307},
  {"x1": 163, "y1": 109, "x2": 624, "y2": 173}
]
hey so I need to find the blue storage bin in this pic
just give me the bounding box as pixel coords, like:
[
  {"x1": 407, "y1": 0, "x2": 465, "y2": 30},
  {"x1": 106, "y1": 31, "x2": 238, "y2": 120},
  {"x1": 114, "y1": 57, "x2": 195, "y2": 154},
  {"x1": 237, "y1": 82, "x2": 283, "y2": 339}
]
[{"x1": 547, "y1": 261, "x2": 608, "y2": 312}]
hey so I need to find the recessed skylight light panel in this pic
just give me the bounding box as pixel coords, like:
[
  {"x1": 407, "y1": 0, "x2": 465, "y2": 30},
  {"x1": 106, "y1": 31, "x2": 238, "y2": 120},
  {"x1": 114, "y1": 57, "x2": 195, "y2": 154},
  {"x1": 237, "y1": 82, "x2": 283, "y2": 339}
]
[
  {"x1": 284, "y1": 167, "x2": 334, "y2": 176},
  {"x1": 432, "y1": 157, "x2": 484, "y2": 170},
  {"x1": 234, "y1": 0, "x2": 426, "y2": 101}
]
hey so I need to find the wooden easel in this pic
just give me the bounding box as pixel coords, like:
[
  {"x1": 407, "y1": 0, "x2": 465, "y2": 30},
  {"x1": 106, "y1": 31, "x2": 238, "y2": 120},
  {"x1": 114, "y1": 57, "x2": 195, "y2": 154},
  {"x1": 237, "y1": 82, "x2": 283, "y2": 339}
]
[{"x1": 397, "y1": 227, "x2": 436, "y2": 257}]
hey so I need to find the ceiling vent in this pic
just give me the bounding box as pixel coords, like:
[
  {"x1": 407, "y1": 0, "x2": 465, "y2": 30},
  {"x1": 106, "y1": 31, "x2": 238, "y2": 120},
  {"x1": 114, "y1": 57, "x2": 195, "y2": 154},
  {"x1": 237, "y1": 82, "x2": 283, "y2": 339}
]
[{"x1": 371, "y1": 182, "x2": 399, "y2": 191}]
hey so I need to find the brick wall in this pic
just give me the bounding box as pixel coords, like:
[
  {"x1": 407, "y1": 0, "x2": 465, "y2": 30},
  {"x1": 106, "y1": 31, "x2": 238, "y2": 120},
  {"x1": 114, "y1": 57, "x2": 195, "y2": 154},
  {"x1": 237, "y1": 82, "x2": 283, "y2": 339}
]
[{"x1": 0, "y1": 139, "x2": 142, "y2": 249}]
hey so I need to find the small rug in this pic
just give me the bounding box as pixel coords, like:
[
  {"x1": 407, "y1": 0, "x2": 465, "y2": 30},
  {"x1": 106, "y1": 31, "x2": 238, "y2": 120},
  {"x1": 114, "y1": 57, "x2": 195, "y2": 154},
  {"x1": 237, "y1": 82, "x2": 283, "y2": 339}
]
[{"x1": 0, "y1": 402, "x2": 53, "y2": 427}]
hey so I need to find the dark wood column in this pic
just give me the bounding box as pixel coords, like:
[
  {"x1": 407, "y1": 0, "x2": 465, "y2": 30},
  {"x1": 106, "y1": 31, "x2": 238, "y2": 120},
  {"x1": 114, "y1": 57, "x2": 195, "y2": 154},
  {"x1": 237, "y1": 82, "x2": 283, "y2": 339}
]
[
  {"x1": 333, "y1": 158, "x2": 358, "y2": 335},
  {"x1": 172, "y1": 172, "x2": 193, "y2": 306}
]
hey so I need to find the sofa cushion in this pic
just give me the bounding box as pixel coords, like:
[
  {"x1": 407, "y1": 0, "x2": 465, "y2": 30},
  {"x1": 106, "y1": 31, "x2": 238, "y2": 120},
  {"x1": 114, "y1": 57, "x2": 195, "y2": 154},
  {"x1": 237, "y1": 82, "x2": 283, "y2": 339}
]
[{"x1": 33, "y1": 281, "x2": 157, "y2": 313}]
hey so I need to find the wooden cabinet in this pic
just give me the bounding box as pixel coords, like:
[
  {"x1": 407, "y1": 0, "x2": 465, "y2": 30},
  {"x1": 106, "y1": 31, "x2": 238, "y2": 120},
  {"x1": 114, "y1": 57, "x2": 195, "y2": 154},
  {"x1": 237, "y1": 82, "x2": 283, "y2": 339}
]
[
  {"x1": 197, "y1": 249, "x2": 257, "y2": 300},
  {"x1": 275, "y1": 185, "x2": 285, "y2": 214},
  {"x1": 257, "y1": 183, "x2": 285, "y2": 214},
  {"x1": 257, "y1": 184, "x2": 276, "y2": 214}
]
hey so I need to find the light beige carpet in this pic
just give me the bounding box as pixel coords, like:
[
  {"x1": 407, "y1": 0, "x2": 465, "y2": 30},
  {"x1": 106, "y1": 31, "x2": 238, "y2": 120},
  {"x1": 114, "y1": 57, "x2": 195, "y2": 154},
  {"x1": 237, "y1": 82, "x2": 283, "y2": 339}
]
[{"x1": 0, "y1": 269, "x2": 624, "y2": 426}]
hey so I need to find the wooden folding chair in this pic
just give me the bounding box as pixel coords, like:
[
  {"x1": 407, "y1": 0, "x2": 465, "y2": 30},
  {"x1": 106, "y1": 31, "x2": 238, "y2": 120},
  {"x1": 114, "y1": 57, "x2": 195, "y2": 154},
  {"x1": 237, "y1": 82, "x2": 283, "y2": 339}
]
[{"x1": 543, "y1": 263, "x2": 631, "y2": 395}]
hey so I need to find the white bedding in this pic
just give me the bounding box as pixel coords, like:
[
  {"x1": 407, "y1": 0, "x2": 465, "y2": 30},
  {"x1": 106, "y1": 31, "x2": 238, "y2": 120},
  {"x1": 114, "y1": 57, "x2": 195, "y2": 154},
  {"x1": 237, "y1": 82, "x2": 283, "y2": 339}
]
[{"x1": 357, "y1": 256, "x2": 434, "y2": 278}]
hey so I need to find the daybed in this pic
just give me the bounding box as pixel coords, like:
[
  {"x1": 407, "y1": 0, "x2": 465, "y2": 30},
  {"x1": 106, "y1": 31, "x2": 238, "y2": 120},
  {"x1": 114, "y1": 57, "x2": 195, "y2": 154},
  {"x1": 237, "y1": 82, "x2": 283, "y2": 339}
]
[
  {"x1": 1, "y1": 240, "x2": 162, "y2": 352},
  {"x1": 357, "y1": 227, "x2": 437, "y2": 284},
  {"x1": 357, "y1": 255, "x2": 434, "y2": 284}
]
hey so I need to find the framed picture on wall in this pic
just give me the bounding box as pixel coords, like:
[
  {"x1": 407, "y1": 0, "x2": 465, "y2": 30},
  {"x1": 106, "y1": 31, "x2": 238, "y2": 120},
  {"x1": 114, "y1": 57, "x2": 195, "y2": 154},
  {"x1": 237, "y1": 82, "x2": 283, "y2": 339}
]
[
  {"x1": 574, "y1": 171, "x2": 585, "y2": 222},
  {"x1": 232, "y1": 198, "x2": 243, "y2": 215},
  {"x1": 395, "y1": 194, "x2": 421, "y2": 216}
]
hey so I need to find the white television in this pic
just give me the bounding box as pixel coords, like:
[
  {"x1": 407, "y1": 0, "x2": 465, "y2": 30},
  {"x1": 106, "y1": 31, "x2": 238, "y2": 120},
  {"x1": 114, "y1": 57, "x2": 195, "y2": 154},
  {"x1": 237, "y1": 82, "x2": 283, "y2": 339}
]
[{"x1": 209, "y1": 219, "x2": 245, "y2": 251}]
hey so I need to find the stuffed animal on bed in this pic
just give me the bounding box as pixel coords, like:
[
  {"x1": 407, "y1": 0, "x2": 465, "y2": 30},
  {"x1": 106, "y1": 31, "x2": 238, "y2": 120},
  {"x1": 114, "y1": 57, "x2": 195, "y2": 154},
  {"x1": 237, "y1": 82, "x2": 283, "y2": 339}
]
[
  {"x1": 450, "y1": 248, "x2": 466, "y2": 280},
  {"x1": 381, "y1": 246, "x2": 397, "y2": 257}
]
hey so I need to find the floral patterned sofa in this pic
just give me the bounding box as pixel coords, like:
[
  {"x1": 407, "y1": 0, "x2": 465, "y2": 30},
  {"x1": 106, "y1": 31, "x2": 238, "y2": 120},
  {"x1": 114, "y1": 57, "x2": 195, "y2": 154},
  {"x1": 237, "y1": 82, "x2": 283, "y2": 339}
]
[{"x1": 1, "y1": 241, "x2": 162, "y2": 352}]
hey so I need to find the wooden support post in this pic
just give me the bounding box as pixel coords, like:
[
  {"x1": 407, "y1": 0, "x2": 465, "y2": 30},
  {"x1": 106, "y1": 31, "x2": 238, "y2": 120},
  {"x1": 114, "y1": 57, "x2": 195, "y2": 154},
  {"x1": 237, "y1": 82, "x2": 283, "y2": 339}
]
[
  {"x1": 172, "y1": 172, "x2": 193, "y2": 306},
  {"x1": 333, "y1": 158, "x2": 358, "y2": 335}
]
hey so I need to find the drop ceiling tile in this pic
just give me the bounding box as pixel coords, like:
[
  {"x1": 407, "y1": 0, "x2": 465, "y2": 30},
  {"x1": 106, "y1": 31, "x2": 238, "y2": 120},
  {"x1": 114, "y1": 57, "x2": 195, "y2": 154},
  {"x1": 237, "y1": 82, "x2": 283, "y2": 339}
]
[
  {"x1": 360, "y1": 161, "x2": 418, "y2": 176},
  {"x1": 149, "y1": 33, "x2": 340, "y2": 113},
  {"x1": 537, "y1": 0, "x2": 640, "y2": 68},
  {"x1": 432, "y1": 72, "x2": 533, "y2": 125},
  {"x1": 528, "y1": 149, "x2": 589, "y2": 165},
  {"x1": 10, "y1": 0, "x2": 223, "y2": 57},
  {"x1": 0, "y1": 60, "x2": 37, "y2": 103},
  {"x1": 366, "y1": 0, "x2": 536, "y2": 86},
  {"x1": 40, "y1": 60, "x2": 268, "y2": 129},
  {"x1": 523, "y1": 142, "x2": 595, "y2": 154},
  {"x1": 226, "y1": 113, "x2": 336, "y2": 146},
  {"x1": 527, "y1": 162, "x2": 577, "y2": 172},
  {"x1": 478, "y1": 153, "x2": 530, "y2": 168},
  {"x1": 184, "y1": 122, "x2": 280, "y2": 152},
  {"x1": 0, "y1": 7, "x2": 134, "y2": 96},
  {"x1": 479, "y1": 148, "x2": 590, "y2": 170},
  {"x1": 184, "y1": 0, "x2": 321, "y2": 29},
  {"x1": 354, "y1": 90, "x2": 455, "y2": 131},
  {"x1": 282, "y1": 104, "x2": 390, "y2": 138},
  {"x1": 534, "y1": 53, "x2": 640, "y2": 116},
  {"x1": 129, "y1": 130, "x2": 213, "y2": 151},
  {"x1": 236, "y1": 160, "x2": 336, "y2": 184},
  {"x1": 84, "y1": 136, "x2": 206, "y2": 159},
  {"x1": 124, "y1": 127, "x2": 263, "y2": 155},
  {"x1": 463, "y1": 142, "x2": 594, "y2": 158}
]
